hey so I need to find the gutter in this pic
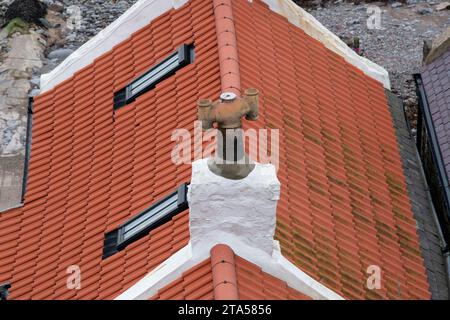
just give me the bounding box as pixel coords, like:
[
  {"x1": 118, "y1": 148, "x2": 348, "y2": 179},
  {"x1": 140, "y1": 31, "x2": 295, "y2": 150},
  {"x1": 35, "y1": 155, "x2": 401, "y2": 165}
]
[
  {"x1": 414, "y1": 74, "x2": 450, "y2": 296},
  {"x1": 414, "y1": 74, "x2": 450, "y2": 224}
]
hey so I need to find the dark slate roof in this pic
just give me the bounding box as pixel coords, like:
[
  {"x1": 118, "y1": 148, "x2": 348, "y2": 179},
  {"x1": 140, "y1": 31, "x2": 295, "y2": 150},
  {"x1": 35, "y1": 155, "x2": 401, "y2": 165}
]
[
  {"x1": 421, "y1": 49, "x2": 450, "y2": 181},
  {"x1": 387, "y1": 90, "x2": 449, "y2": 300}
]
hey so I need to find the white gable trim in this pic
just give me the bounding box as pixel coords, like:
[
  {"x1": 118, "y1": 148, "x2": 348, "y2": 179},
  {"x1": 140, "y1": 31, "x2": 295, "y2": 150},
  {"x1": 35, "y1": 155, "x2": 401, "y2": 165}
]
[
  {"x1": 115, "y1": 239, "x2": 344, "y2": 300},
  {"x1": 114, "y1": 243, "x2": 202, "y2": 300},
  {"x1": 40, "y1": 0, "x2": 188, "y2": 93}
]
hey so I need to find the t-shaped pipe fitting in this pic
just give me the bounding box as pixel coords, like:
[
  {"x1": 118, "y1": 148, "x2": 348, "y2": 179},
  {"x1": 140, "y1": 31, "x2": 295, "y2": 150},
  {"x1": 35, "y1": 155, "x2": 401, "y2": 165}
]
[
  {"x1": 197, "y1": 89, "x2": 260, "y2": 180},
  {"x1": 197, "y1": 88, "x2": 259, "y2": 131}
]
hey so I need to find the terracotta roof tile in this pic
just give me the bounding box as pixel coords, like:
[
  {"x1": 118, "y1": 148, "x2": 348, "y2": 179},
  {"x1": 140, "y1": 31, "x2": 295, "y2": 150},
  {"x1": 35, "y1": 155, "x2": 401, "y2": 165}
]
[{"x1": 231, "y1": 0, "x2": 430, "y2": 299}]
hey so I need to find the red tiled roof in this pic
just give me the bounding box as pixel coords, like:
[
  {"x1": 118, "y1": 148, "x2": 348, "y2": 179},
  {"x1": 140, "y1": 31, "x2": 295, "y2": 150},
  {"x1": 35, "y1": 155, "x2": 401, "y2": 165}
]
[
  {"x1": 0, "y1": 0, "x2": 218, "y2": 299},
  {"x1": 232, "y1": 0, "x2": 430, "y2": 299},
  {"x1": 150, "y1": 258, "x2": 215, "y2": 300},
  {"x1": 0, "y1": 0, "x2": 431, "y2": 300},
  {"x1": 234, "y1": 255, "x2": 312, "y2": 300},
  {"x1": 150, "y1": 244, "x2": 312, "y2": 300}
]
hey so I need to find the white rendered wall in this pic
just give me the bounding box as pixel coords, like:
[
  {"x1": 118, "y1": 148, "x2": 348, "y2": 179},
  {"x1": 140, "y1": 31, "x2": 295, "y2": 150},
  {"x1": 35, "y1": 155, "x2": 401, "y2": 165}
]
[{"x1": 188, "y1": 159, "x2": 280, "y2": 255}]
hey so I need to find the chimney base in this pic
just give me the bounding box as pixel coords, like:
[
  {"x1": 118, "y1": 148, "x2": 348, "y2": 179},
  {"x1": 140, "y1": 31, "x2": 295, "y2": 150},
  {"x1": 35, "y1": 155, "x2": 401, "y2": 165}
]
[{"x1": 188, "y1": 158, "x2": 280, "y2": 255}]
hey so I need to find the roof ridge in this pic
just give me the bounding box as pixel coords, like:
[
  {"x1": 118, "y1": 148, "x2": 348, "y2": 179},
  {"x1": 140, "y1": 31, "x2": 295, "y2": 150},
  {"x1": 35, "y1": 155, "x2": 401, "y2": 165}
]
[
  {"x1": 210, "y1": 244, "x2": 239, "y2": 300},
  {"x1": 213, "y1": 0, "x2": 241, "y2": 95}
]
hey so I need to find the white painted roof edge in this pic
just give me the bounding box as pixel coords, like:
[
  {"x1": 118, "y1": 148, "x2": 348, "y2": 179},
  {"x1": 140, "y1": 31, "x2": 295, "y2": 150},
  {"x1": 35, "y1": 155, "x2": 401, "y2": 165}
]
[
  {"x1": 40, "y1": 0, "x2": 189, "y2": 93},
  {"x1": 114, "y1": 243, "x2": 200, "y2": 300},
  {"x1": 262, "y1": 0, "x2": 391, "y2": 89},
  {"x1": 115, "y1": 239, "x2": 344, "y2": 300}
]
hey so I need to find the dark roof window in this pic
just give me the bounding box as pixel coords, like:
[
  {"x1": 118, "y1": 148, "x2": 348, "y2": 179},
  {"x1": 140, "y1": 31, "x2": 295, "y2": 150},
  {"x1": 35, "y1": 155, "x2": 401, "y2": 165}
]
[
  {"x1": 103, "y1": 184, "x2": 188, "y2": 259},
  {"x1": 0, "y1": 283, "x2": 11, "y2": 300},
  {"x1": 114, "y1": 44, "x2": 194, "y2": 109}
]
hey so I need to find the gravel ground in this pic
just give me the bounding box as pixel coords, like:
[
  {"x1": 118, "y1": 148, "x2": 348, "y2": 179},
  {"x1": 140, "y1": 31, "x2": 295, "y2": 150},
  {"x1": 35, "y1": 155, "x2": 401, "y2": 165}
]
[
  {"x1": 48, "y1": 0, "x2": 137, "y2": 49},
  {"x1": 308, "y1": 0, "x2": 450, "y2": 130},
  {"x1": 0, "y1": 1, "x2": 138, "y2": 48},
  {"x1": 19, "y1": 0, "x2": 139, "y2": 83}
]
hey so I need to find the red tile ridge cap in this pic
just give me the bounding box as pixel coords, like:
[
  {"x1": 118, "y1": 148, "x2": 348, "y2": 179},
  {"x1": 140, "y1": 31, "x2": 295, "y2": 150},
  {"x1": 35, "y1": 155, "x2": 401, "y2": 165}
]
[
  {"x1": 210, "y1": 244, "x2": 239, "y2": 300},
  {"x1": 213, "y1": 0, "x2": 241, "y2": 96}
]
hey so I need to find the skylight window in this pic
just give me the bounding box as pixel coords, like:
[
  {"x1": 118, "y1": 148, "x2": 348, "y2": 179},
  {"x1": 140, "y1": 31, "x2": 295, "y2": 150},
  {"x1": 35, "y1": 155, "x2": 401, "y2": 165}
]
[
  {"x1": 114, "y1": 44, "x2": 194, "y2": 109},
  {"x1": 103, "y1": 184, "x2": 188, "y2": 259},
  {"x1": 0, "y1": 283, "x2": 11, "y2": 301}
]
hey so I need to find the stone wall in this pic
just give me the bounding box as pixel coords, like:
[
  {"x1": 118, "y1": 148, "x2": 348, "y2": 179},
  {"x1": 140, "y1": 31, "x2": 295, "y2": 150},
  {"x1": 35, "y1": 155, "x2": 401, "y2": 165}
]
[
  {"x1": 0, "y1": 0, "x2": 136, "y2": 210},
  {"x1": 0, "y1": 31, "x2": 44, "y2": 210}
]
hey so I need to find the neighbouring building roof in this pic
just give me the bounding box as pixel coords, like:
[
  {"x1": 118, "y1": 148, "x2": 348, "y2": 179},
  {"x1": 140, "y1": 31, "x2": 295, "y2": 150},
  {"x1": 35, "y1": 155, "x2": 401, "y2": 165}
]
[
  {"x1": 0, "y1": 0, "x2": 436, "y2": 300},
  {"x1": 421, "y1": 47, "x2": 450, "y2": 183},
  {"x1": 386, "y1": 91, "x2": 449, "y2": 300},
  {"x1": 150, "y1": 244, "x2": 312, "y2": 300},
  {"x1": 415, "y1": 31, "x2": 450, "y2": 300}
]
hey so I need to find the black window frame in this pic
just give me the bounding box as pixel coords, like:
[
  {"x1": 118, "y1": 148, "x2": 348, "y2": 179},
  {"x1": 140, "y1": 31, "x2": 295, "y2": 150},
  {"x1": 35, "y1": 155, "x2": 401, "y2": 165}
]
[
  {"x1": 113, "y1": 44, "x2": 194, "y2": 110},
  {"x1": 0, "y1": 282, "x2": 11, "y2": 301},
  {"x1": 103, "y1": 183, "x2": 189, "y2": 259}
]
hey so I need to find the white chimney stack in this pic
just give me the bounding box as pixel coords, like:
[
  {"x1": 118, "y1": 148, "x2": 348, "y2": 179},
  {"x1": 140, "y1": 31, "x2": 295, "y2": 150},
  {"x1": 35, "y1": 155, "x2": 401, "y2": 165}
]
[{"x1": 188, "y1": 158, "x2": 280, "y2": 256}]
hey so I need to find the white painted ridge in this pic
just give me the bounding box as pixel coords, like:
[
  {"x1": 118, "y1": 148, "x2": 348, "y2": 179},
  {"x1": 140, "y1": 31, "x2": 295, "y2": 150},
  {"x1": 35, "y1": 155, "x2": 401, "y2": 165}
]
[
  {"x1": 40, "y1": 0, "x2": 188, "y2": 93},
  {"x1": 262, "y1": 0, "x2": 391, "y2": 89}
]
